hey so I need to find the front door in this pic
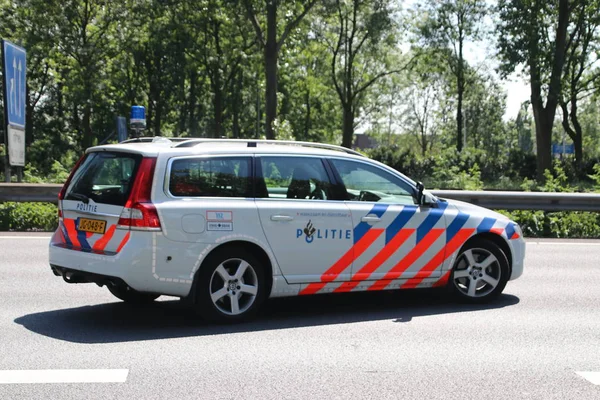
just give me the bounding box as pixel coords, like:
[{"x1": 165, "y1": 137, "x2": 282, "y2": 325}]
[
  {"x1": 328, "y1": 158, "x2": 447, "y2": 292},
  {"x1": 255, "y1": 155, "x2": 353, "y2": 284}
]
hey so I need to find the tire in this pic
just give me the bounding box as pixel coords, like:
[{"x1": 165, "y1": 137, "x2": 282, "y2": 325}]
[
  {"x1": 107, "y1": 284, "x2": 160, "y2": 304},
  {"x1": 195, "y1": 247, "x2": 267, "y2": 323},
  {"x1": 449, "y1": 238, "x2": 509, "y2": 304}
]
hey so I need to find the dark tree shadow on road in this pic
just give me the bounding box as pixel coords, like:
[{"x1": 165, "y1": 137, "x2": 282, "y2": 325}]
[{"x1": 14, "y1": 289, "x2": 519, "y2": 344}]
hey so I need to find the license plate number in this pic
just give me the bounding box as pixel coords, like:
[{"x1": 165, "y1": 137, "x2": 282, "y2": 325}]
[{"x1": 77, "y1": 218, "x2": 106, "y2": 234}]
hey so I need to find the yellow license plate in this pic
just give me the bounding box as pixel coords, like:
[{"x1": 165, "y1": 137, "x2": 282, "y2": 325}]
[{"x1": 77, "y1": 218, "x2": 106, "y2": 234}]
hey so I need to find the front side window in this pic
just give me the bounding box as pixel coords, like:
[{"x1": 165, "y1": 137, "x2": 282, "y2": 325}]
[
  {"x1": 331, "y1": 159, "x2": 416, "y2": 205},
  {"x1": 169, "y1": 157, "x2": 252, "y2": 198},
  {"x1": 259, "y1": 156, "x2": 332, "y2": 200}
]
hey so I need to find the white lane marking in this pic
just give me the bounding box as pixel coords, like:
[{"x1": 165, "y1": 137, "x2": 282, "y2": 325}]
[
  {"x1": 0, "y1": 369, "x2": 128, "y2": 384},
  {"x1": 527, "y1": 242, "x2": 600, "y2": 246},
  {"x1": 576, "y1": 371, "x2": 600, "y2": 385},
  {"x1": 0, "y1": 236, "x2": 51, "y2": 239}
]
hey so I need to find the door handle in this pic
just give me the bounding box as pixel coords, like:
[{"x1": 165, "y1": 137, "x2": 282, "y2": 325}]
[
  {"x1": 271, "y1": 215, "x2": 294, "y2": 221},
  {"x1": 361, "y1": 216, "x2": 381, "y2": 223}
]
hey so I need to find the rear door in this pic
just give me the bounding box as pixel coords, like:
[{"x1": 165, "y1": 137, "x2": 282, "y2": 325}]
[{"x1": 60, "y1": 151, "x2": 141, "y2": 254}]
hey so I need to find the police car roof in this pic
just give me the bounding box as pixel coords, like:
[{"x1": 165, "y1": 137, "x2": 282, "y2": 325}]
[{"x1": 87, "y1": 138, "x2": 366, "y2": 159}]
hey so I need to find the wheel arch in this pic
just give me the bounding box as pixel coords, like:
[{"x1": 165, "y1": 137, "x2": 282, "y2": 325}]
[
  {"x1": 190, "y1": 240, "x2": 274, "y2": 303},
  {"x1": 460, "y1": 232, "x2": 513, "y2": 275}
]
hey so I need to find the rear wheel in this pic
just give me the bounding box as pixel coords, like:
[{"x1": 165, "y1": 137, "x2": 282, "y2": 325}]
[
  {"x1": 195, "y1": 248, "x2": 266, "y2": 323},
  {"x1": 450, "y1": 239, "x2": 509, "y2": 303},
  {"x1": 107, "y1": 284, "x2": 159, "y2": 304}
]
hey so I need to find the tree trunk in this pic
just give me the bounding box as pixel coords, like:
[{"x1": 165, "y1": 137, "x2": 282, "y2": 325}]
[
  {"x1": 303, "y1": 88, "x2": 311, "y2": 140},
  {"x1": 342, "y1": 106, "x2": 354, "y2": 148},
  {"x1": 570, "y1": 101, "x2": 583, "y2": 167},
  {"x1": 456, "y1": 36, "x2": 464, "y2": 152},
  {"x1": 264, "y1": 1, "x2": 278, "y2": 140},
  {"x1": 154, "y1": 99, "x2": 162, "y2": 137},
  {"x1": 232, "y1": 70, "x2": 242, "y2": 138},
  {"x1": 188, "y1": 69, "x2": 198, "y2": 137},
  {"x1": 82, "y1": 81, "x2": 93, "y2": 149},
  {"x1": 532, "y1": 104, "x2": 553, "y2": 180},
  {"x1": 213, "y1": 79, "x2": 223, "y2": 138},
  {"x1": 25, "y1": 83, "x2": 33, "y2": 146}
]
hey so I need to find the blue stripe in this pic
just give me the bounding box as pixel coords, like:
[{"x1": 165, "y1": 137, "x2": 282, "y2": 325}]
[
  {"x1": 446, "y1": 213, "x2": 469, "y2": 243},
  {"x1": 416, "y1": 202, "x2": 448, "y2": 243},
  {"x1": 505, "y1": 222, "x2": 516, "y2": 239},
  {"x1": 477, "y1": 217, "x2": 496, "y2": 233},
  {"x1": 385, "y1": 206, "x2": 417, "y2": 244},
  {"x1": 75, "y1": 219, "x2": 92, "y2": 252},
  {"x1": 353, "y1": 204, "x2": 388, "y2": 244}
]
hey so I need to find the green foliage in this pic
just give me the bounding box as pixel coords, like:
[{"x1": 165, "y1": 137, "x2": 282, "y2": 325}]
[
  {"x1": 499, "y1": 209, "x2": 600, "y2": 239},
  {"x1": 23, "y1": 161, "x2": 71, "y2": 184},
  {"x1": 0, "y1": 202, "x2": 58, "y2": 231}
]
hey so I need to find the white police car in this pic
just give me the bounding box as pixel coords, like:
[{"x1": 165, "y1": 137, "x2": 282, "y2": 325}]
[{"x1": 49, "y1": 138, "x2": 525, "y2": 322}]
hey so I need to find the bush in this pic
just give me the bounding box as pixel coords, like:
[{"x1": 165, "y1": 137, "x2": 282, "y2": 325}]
[{"x1": 0, "y1": 202, "x2": 58, "y2": 231}]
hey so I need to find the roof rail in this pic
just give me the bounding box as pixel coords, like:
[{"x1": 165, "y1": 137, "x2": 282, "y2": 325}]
[
  {"x1": 173, "y1": 139, "x2": 365, "y2": 157},
  {"x1": 120, "y1": 136, "x2": 190, "y2": 144}
]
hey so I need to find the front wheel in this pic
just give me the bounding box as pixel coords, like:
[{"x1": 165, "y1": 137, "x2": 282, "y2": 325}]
[
  {"x1": 449, "y1": 239, "x2": 509, "y2": 303},
  {"x1": 107, "y1": 284, "x2": 160, "y2": 304},
  {"x1": 195, "y1": 248, "x2": 266, "y2": 323}
]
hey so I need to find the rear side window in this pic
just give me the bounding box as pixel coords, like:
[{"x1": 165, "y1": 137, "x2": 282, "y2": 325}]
[
  {"x1": 65, "y1": 152, "x2": 141, "y2": 206},
  {"x1": 169, "y1": 157, "x2": 252, "y2": 198}
]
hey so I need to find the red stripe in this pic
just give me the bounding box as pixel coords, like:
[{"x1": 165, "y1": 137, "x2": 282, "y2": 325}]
[
  {"x1": 116, "y1": 232, "x2": 130, "y2": 253},
  {"x1": 63, "y1": 219, "x2": 80, "y2": 248},
  {"x1": 432, "y1": 270, "x2": 452, "y2": 287},
  {"x1": 299, "y1": 228, "x2": 384, "y2": 295},
  {"x1": 333, "y1": 229, "x2": 414, "y2": 293},
  {"x1": 367, "y1": 228, "x2": 444, "y2": 291},
  {"x1": 401, "y1": 228, "x2": 475, "y2": 289},
  {"x1": 490, "y1": 227, "x2": 504, "y2": 236},
  {"x1": 510, "y1": 232, "x2": 520, "y2": 239},
  {"x1": 92, "y1": 225, "x2": 116, "y2": 252}
]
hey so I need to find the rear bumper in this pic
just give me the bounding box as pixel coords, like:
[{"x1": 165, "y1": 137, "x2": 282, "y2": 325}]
[
  {"x1": 48, "y1": 229, "x2": 190, "y2": 297},
  {"x1": 51, "y1": 264, "x2": 127, "y2": 287}
]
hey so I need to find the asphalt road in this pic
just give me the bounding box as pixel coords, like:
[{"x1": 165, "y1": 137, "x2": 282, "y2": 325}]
[{"x1": 1, "y1": 234, "x2": 599, "y2": 399}]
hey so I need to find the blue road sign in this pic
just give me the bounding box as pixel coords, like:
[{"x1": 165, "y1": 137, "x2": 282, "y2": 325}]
[
  {"x1": 552, "y1": 143, "x2": 575, "y2": 155},
  {"x1": 3, "y1": 41, "x2": 26, "y2": 128}
]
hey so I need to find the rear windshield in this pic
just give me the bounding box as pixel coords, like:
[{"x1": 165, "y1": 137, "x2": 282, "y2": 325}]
[{"x1": 65, "y1": 152, "x2": 142, "y2": 206}]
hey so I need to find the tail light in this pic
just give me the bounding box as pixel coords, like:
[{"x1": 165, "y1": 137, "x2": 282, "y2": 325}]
[
  {"x1": 117, "y1": 157, "x2": 161, "y2": 231},
  {"x1": 58, "y1": 154, "x2": 87, "y2": 220}
]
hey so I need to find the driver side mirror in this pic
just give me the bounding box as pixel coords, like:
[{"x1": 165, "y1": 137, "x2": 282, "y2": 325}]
[{"x1": 416, "y1": 181, "x2": 425, "y2": 205}]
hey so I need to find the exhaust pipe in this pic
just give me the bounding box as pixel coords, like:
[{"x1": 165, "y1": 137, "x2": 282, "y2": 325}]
[{"x1": 62, "y1": 271, "x2": 88, "y2": 284}]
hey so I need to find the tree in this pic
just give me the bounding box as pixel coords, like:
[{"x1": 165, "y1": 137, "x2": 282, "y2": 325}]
[
  {"x1": 398, "y1": 51, "x2": 449, "y2": 155},
  {"x1": 498, "y1": 0, "x2": 571, "y2": 181},
  {"x1": 241, "y1": 0, "x2": 318, "y2": 140},
  {"x1": 321, "y1": 0, "x2": 403, "y2": 148},
  {"x1": 51, "y1": 0, "x2": 121, "y2": 149},
  {"x1": 559, "y1": 0, "x2": 600, "y2": 167},
  {"x1": 182, "y1": 0, "x2": 255, "y2": 138},
  {"x1": 413, "y1": 0, "x2": 487, "y2": 152}
]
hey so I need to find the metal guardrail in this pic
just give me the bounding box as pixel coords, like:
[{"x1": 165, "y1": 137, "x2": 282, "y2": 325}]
[
  {"x1": 1, "y1": 184, "x2": 600, "y2": 212},
  {"x1": 0, "y1": 183, "x2": 63, "y2": 203},
  {"x1": 430, "y1": 190, "x2": 600, "y2": 212}
]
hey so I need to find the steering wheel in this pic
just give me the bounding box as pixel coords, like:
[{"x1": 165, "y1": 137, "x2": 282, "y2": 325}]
[
  {"x1": 310, "y1": 188, "x2": 326, "y2": 200},
  {"x1": 358, "y1": 190, "x2": 381, "y2": 202}
]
